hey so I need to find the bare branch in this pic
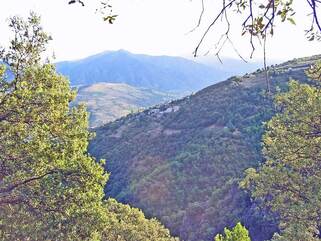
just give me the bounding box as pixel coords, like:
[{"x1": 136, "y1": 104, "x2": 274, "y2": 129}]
[
  {"x1": 193, "y1": 0, "x2": 320, "y2": 60},
  {"x1": 263, "y1": 31, "x2": 271, "y2": 94},
  {"x1": 0, "y1": 170, "x2": 59, "y2": 194},
  {"x1": 311, "y1": 0, "x2": 321, "y2": 31},
  {"x1": 193, "y1": 0, "x2": 236, "y2": 57},
  {"x1": 68, "y1": 0, "x2": 85, "y2": 7},
  {"x1": 188, "y1": 0, "x2": 205, "y2": 33},
  {"x1": 248, "y1": 0, "x2": 255, "y2": 57},
  {"x1": 227, "y1": 37, "x2": 248, "y2": 62}
]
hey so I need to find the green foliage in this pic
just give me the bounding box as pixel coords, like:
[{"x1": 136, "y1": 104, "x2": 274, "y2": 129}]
[
  {"x1": 0, "y1": 13, "x2": 176, "y2": 241},
  {"x1": 306, "y1": 60, "x2": 321, "y2": 83},
  {"x1": 214, "y1": 223, "x2": 251, "y2": 241},
  {"x1": 1, "y1": 12, "x2": 51, "y2": 76},
  {"x1": 0, "y1": 14, "x2": 107, "y2": 240},
  {"x1": 241, "y1": 62, "x2": 321, "y2": 240},
  {"x1": 102, "y1": 198, "x2": 178, "y2": 241}
]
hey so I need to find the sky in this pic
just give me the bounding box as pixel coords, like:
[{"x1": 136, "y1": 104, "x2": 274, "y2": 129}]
[{"x1": 0, "y1": 0, "x2": 320, "y2": 62}]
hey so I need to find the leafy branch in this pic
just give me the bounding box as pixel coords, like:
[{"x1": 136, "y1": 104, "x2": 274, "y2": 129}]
[{"x1": 193, "y1": 0, "x2": 321, "y2": 57}]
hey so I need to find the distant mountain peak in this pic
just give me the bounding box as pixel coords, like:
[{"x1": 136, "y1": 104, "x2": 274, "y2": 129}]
[
  {"x1": 115, "y1": 49, "x2": 130, "y2": 54},
  {"x1": 56, "y1": 50, "x2": 227, "y2": 92}
]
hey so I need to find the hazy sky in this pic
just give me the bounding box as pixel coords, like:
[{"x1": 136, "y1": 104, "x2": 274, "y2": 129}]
[{"x1": 0, "y1": 0, "x2": 320, "y2": 62}]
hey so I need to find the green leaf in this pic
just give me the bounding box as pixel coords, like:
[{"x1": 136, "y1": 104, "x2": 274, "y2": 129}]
[{"x1": 287, "y1": 17, "x2": 296, "y2": 25}]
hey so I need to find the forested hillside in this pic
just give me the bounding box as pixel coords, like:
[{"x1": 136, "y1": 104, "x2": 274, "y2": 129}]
[
  {"x1": 2, "y1": 1, "x2": 321, "y2": 239},
  {"x1": 89, "y1": 55, "x2": 320, "y2": 241}
]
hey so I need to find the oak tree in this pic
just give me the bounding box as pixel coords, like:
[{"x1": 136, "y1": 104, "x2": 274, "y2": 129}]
[{"x1": 0, "y1": 13, "x2": 176, "y2": 241}]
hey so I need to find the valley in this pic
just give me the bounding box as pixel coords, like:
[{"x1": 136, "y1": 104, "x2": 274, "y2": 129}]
[{"x1": 89, "y1": 55, "x2": 320, "y2": 241}]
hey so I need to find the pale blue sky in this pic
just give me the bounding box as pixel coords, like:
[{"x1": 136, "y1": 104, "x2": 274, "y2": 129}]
[{"x1": 0, "y1": 0, "x2": 320, "y2": 62}]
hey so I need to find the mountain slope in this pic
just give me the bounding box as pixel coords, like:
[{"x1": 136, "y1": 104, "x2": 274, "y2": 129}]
[
  {"x1": 89, "y1": 55, "x2": 320, "y2": 241},
  {"x1": 75, "y1": 83, "x2": 178, "y2": 127},
  {"x1": 56, "y1": 50, "x2": 226, "y2": 92}
]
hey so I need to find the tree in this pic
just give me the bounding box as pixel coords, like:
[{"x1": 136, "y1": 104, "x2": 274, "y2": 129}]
[
  {"x1": 0, "y1": 13, "x2": 109, "y2": 240},
  {"x1": 241, "y1": 61, "x2": 321, "y2": 240},
  {"x1": 214, "y1": 222, "x2": 251, "y2": 241},
  {"x1": 0, "y1": 13, "x2": 176, "y2": 241},
  {"x1": 102, "y1": 198, "x2": 178, "y2": 241}
]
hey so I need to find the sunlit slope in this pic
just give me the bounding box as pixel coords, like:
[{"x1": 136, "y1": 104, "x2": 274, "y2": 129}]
[{"x1": 75, "y1": 82, "x2": 178, "y2": 127}]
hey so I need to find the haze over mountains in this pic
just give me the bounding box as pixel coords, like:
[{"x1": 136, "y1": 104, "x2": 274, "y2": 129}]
[
  {"x1": 56, "y1": 49, "x2": 226, "y2": 93},
  {"x1": 196, "y1": 56, "x2": 264, "y2": 76},
  {"x1": 56, "y1": 50, "x2": 262, "y2": 127},
  {"x1": 89, "y1": 55, "x2": 321, "y2": 241}
]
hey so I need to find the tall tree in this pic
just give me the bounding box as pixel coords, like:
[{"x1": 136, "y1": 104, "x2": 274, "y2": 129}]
[
  {"x1": 0, "y1": 13, "x2": 177, "y2": 241},
  {"x1": 0, "y1": 13, "x2": 109, "y2": 240},
  {"x1": 241, "y1": 61, "x2": 321, "y2": 240}
]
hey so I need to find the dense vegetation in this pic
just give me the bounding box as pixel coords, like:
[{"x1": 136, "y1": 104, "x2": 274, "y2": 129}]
[
  {"x1": 90, "y1": 55, "x2": 320, "y2": 241},
  {"x1": 215, "y1": 223, "x2": 251, "y2": 241},
  {"x1": 75, "y1": 82, "x2": 178, "y2": 127},
  {"x1": 2, "y1": 8, "x2": 321, "y2": 241},
  {"x1": 242, "y1": 61, "x2": 321, "y2": 240},
  {"x1": 0, "y1": 14, "x2": 176, "y2": 241}
]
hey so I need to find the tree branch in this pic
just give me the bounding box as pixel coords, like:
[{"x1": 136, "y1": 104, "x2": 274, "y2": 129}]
[
  {"x1": 0, "y1": 169, "x2": 77, "y2": 195},
  {"x1": 193, "y1": 0, "x2": 236, "y2": 57}
]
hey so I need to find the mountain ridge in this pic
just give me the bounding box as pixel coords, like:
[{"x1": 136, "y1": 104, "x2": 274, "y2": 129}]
[{"x1": 56, "y1": 50, "x2": 228, "y2": 92}]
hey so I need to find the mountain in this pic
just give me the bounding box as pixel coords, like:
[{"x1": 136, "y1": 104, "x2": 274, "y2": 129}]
[
  {"x1": 56, "y1": 50, "x2": 227, "y2": 92},
  {"x1": 89, "y1": 55, "x2": 320, "y2": 241},
  {"x1": 74, "y1": 83, "x2": 179, "y2": 128},
  {"x1": 58, "y1": 50, "x2": 268, "y2": 127}
]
